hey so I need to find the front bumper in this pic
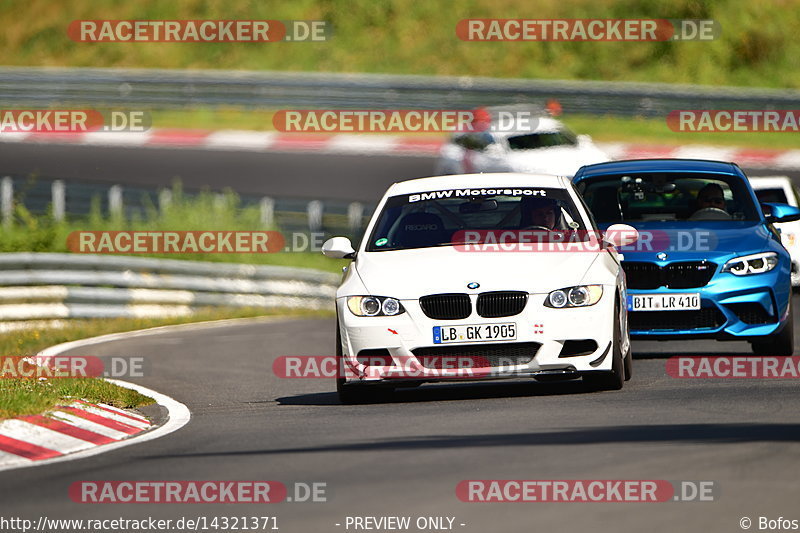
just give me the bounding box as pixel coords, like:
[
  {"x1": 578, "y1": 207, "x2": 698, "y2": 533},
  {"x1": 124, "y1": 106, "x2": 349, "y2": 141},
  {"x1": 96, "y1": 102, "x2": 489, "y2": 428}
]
[
  {"x1": 627, "y1": 268, "x2": 791, "y2": 340},
  {"x1": 336, "y1": 289, "x2": 617, "y2": 385}
]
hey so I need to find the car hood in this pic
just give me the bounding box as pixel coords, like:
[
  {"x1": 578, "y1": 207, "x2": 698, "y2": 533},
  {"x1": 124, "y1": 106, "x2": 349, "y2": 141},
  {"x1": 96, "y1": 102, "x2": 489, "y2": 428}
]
[
  {"x1": 503, "y1": 146, "x2": 610, "y2": 176},
  {"x1": 608, "y1": 221, "x2": 773, "y2": 262},
  {"x1": 352, "y1": 246, "x2": 606, "y2": 299}
]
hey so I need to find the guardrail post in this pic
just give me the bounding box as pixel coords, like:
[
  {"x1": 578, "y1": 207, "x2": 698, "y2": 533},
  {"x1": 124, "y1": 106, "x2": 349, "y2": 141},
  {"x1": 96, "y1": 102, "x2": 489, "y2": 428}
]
[
  {"x1": 158, "y1": 189, "x2": 172, "y2": 212},
  {"x1": 214, "y1": 193, "x2": 226, "y2": 210},
  {"x1": 108, "y1": 185, "x2": 123, "y2": 219},
  {"x1": 347, "y1": 202, "x2": 364, "y2": 235},
  {"x1": 51, "y1": 180, "x2": 65, "y2": 222},
  {"x1": 1, "y1": 176, "x2": 12, "y2": 229},
  {"x1": 260, "y1": 197, "x2": 275, "y2": 227},
  {"x1": 307, "y1": 200, "x2": 323, "y2": 233}
]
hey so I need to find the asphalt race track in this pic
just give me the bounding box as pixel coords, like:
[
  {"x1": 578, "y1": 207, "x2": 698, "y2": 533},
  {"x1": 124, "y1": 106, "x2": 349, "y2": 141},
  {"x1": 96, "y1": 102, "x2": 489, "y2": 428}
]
[
  {"x1": 2, "y1": 142, "x2": 799, "y2": 532},
  {"x1": 0, "y1": 143, "x2": 434, "y2": 202},
  {"x1": 1, "y1": 306, "x2": 800, "y2": 533},
  {"x1": 0, "y1": 142, "x2": 795, "y2": 202}
]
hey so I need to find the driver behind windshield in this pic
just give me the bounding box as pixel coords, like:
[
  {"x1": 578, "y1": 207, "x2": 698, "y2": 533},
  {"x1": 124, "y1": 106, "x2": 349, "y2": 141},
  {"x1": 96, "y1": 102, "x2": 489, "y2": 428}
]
[
  {"x1": 695, "y1": 183, "x2": 728, "y2": 213},
  {"x1": 520, "y1": 197, "x2": 560, "y2": 229}
]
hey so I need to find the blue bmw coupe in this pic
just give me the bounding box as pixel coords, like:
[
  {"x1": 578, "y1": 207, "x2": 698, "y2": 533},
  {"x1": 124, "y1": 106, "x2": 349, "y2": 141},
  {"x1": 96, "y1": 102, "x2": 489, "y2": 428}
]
[{"x1": 573, "y1": 159, "x2": 800, "y2": 355}]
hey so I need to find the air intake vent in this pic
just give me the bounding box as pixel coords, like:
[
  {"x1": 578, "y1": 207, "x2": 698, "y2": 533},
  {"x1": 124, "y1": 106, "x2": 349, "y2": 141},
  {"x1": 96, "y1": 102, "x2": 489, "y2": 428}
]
[{"x1": 413, "y1": 342, "x2": 540, "y2": 368}]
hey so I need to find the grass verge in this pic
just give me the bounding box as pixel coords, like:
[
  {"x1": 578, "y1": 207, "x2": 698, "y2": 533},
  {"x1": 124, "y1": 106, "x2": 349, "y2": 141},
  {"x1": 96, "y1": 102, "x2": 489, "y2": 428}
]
[
  {"x1": 0, "y1": 306, "x2": 333, "y2": 419},
  {"x1": 1, "y1": 0, "x2": 797, "y2": 89},
  {"x1": 0, "y1": 184, "x2": 350, "y2": 273}
]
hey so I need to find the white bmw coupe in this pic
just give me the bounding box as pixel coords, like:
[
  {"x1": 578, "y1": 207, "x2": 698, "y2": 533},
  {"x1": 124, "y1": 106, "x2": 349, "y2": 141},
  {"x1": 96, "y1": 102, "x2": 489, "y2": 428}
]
[{"x1": 322, "y1": 173, "x2": 638, "y2": 403}]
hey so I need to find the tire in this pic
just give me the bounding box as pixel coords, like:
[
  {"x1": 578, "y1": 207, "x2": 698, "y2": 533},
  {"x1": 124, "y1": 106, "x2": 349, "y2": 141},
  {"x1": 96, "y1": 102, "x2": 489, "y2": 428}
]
[
  {"x1": 622, "y1": 302, "x2": 633, "y2": 381},
  {"x1": 335, "y1": 317, "x2": 392, "y2": 404},
  {"x1": 584, "y1": 305, "x2": 625, "y2": 391},
  {"x1": 623, "y1": 344, "x2": 633, "y2": 381},
  {"x1": 751, "y1": 300, "x2": 794, "y2": 356}
]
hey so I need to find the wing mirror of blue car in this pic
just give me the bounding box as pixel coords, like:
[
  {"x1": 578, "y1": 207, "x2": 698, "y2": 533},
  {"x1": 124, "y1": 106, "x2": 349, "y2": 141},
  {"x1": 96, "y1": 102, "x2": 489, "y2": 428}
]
[
  {"x1": 603, "y1": 224, "x2": 639, "y2": 248},
  {"x1": 322, "y1": 237, "x2": 356, "y2": 259},
  {"x1": 762, "y1": 202, "x2": 800, "y2": 224}
]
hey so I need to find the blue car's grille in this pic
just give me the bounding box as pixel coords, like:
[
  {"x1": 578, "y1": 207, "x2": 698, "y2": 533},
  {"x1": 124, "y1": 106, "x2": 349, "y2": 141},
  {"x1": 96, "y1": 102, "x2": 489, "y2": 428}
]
[
  {"x1": 629, "y1": 308, "x2": 725, "y2": 331},
  {"x1": 623, "y1": 261, "x2": 716, "y2": 289}
]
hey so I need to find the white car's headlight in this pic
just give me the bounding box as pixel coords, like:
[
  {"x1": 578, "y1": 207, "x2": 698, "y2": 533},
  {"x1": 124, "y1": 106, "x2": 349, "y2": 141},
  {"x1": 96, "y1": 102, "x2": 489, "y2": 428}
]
[
  {"x1": 347, "y1": 296, "x2": 405, "y2": 317},
  {"x1": 722, "y1": 252, "x2": 779, "y2": 276},
  {"x1": 544, "y1": 285, "x2": 603, "y2": 308}
]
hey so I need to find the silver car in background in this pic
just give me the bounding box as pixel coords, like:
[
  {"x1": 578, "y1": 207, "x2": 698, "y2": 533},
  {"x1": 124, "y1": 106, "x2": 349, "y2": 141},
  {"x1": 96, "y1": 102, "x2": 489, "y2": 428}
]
[
  {"x1": 435, "y1": 105, "x2": 609, "y2": 177},
  {"x1": 749, "y1": 175, "x2": 800, "y2": 287}
]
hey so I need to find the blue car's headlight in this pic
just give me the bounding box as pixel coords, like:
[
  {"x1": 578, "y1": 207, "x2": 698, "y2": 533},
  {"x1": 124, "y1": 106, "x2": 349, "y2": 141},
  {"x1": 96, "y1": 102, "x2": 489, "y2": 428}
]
[
  {"x1": 347, "y1": 296, "x2": 405, "y2": 316},
  {"x1": 721, "y1": 252, "x2": 779, "y2": 276},
  {"x1": 544, "y1": 285, "x2": 603, "y2": 308}
]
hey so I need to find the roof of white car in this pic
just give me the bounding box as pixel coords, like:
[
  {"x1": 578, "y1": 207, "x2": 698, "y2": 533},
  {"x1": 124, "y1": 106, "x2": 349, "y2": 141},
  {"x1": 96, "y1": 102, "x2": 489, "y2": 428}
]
[
  {"x1": 489, "y1": 116, "x2": 566, "y2": 138},
  {"x1": 748, "y1": 176, "x2": 793, "y2": 189},
  {"x1": 448, "y1": 116, "x2": 567, "y2": 139},
  {"x1": 387, "y1": 173, "x2": 569, "y2": 195}
]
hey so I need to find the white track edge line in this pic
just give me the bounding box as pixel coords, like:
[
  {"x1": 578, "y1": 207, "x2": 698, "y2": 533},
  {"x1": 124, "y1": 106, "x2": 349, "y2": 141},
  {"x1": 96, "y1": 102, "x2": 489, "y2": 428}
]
[
  {"x1": 36, "y1": 315, "x2": 293, "y2": 357},
  {"x1": 1, "y1": 314, "x2": 316, "y2": 471},
  {"x1": 0, "y1": 315, "x2": 299, "y2": 471},
  {"x1": 0, "y1": 378, "x2": 190, "y2": 473}
]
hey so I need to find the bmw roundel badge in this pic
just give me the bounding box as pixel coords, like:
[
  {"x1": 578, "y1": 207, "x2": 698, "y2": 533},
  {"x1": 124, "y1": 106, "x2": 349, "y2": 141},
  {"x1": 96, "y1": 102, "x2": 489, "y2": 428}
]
[{"x1": 467, "y1": 282, "x2": 480, "y2": 289}]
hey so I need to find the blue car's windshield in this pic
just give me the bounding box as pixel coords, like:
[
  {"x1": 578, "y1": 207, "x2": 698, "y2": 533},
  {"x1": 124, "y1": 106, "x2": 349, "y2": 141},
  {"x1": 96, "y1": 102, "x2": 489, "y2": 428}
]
[{"x1": 576, "y1": 172, "x2": 760, "y2": 224}]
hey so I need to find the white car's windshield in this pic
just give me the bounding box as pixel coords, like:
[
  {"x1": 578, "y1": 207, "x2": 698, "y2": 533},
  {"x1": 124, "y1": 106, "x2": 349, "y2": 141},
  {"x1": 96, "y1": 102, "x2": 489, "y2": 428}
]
[
  {"x1": 577, "y1": 172, "x2": 761, "y2": 223},
  {"x1": 754, "y1": 187, "x2": 788, "y2": 204},
  {"x1": 366, "y1": 187, "x2": 587, "y2": 251},
  {"x1": 507, "y1": 131, "x2": 578, "y2": 150}
]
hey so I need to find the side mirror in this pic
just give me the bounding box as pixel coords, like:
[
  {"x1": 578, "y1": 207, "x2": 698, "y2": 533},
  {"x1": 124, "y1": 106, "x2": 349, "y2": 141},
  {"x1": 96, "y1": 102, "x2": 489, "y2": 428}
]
[
  {"x1": 322, "y1": 237, "x2": 356, "y2": 259},
  {"x1": 604, "y1": 224, "x2": 639, "y2": 247},
  {"x1": 762, "y1": 202, "x2": 800, "y2": 224}
]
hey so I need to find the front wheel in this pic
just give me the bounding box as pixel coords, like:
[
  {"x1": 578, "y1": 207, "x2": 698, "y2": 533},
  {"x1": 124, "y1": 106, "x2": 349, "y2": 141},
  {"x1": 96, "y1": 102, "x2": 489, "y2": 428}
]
[
  {"x1": 583, "y1": 305, "x2": 625, "y2": 391},
  {"x1": 335, "y1": 318, "x2": 393, "y2": 404}
]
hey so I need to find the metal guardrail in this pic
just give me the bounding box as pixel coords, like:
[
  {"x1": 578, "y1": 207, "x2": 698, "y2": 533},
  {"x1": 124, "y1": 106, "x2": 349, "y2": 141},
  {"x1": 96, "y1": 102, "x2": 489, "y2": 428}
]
[
  {"x1": 0, "y1": 253, "x2": 339, "y2": 320},
  {"x1": 1, "y1": 66, "x2": 800, "y2": 117},
  {"x1": 0, "y1": 174, "x2": 374, "y2": 238}
]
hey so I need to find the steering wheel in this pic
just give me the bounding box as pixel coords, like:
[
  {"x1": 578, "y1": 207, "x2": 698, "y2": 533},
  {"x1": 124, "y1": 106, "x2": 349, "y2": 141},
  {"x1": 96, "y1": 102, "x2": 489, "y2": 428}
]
[{"x1": 689, "y1": 207, "x2": 731, "y2": 221}]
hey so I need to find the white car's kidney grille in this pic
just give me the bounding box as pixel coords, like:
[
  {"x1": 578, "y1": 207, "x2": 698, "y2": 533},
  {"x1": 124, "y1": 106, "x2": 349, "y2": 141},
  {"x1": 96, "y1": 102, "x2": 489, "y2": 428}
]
[
  {"x1": 419, "y1": 293, "x2": 471, "y2": 320},
  {"x1": 476, "y1": 291, "x2": 528, "y2": 318},
  {"x1": 413, "y1": 342, "x2": 540, "y2": 369}
]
